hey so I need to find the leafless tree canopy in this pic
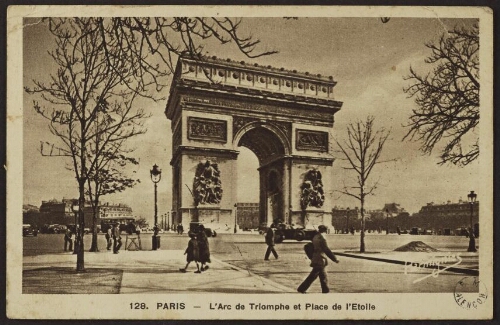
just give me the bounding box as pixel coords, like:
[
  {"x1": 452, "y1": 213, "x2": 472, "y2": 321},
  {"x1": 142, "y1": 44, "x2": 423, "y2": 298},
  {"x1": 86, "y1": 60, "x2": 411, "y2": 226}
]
[
  {"x1": 336, "y1": 116, "x2": 392, "y2": 253},
  {"x1": 404, "y1": 23, "x2": 479, "y2": 166},
  {"x1": 25, "y1": 17, "x2": 275, "y2": 267}
]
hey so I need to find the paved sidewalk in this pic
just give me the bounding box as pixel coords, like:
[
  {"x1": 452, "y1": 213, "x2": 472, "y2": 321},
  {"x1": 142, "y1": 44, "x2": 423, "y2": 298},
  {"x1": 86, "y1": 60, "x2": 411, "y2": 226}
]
[{"x1": 23, "y1": 250, "x2": 295, "y2": 294}]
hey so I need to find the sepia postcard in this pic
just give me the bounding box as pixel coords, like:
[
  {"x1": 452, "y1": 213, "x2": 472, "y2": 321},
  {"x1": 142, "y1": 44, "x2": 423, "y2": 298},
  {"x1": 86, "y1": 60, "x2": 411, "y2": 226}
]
[{"x1": 6, "y1": 5, "x2": 493, "y2": 320}]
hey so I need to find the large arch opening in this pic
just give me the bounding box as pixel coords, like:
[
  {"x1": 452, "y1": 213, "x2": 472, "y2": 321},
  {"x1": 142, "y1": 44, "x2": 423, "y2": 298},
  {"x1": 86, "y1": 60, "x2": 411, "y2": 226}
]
[{"x1": 236, "y1": 126, "x2": 288, "y2": 226}]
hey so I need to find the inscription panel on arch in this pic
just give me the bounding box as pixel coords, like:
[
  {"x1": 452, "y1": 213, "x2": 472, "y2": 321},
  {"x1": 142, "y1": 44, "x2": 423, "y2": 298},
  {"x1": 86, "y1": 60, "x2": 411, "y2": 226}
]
[
  {"x1": 296, "y1": 129, "x2": 329, "y2": 152},
  {"x1": 187, "y1": 117, "x2": 227, "y2": 143}
]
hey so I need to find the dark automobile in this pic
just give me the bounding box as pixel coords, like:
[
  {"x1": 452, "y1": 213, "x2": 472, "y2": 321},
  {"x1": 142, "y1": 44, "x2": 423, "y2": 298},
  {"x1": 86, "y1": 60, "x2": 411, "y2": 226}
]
[
  {"x1": 42, "y1": 224, "x2": 67, "y2": 234},
  {"x1": 188, "y1": 222, "x2": 217, "y2": 237},
  {"x1": 410, "y1": 227, "x2": 423, "y2": 235},
  {"x1": 67, "y1": 224, "x2": 92, "y2": 234},
  {"x1": 274, "y1": 224, "x2": 317, "y2": 243},
  {"x1": 23, "y1": 224, "x2": 38, "y2": 237}
]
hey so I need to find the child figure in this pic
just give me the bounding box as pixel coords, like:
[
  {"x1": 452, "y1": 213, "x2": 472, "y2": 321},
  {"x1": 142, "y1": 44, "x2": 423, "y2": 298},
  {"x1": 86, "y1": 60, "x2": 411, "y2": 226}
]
[{"x1": 179, "y1": 233, "x2": 201, "y2": 273}]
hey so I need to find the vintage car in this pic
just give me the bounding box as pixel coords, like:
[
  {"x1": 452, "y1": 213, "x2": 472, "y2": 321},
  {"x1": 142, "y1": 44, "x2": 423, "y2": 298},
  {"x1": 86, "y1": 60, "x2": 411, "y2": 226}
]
[
  {"x1": 273, "y1": 224, "x2": 317, "y2": 243},
  {"x1": 410, "y1": 227, "x2": 423, "y2": 235},
  {"x1": 42, "y1": 224, "x2": 67, "y2": 234},
  {"x1": 188, "y1": 222, "x2": 217, "y2": 237},
  {"x1": 23, "y1": 224, "x2": 38, "y2": 237}
]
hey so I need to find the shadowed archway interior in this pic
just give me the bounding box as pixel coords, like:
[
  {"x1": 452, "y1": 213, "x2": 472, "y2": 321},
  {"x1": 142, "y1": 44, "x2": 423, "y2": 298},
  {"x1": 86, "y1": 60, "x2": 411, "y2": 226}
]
[{"x1": 238, "y1": 127, "x2": 285, "y2": 166}]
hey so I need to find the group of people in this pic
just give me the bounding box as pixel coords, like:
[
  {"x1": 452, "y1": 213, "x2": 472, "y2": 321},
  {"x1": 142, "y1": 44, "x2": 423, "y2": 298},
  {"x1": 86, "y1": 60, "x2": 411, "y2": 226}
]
[
  {"x1": 64, "y1": 222, "x2": 123, "y2": 254},
  {"x1": 264, "y1": 224, "x2": 340, "y2": 294},
  {"x1": 105, "y1": 223, "x2": 123, "y2": 254},
  {"x1": 179, "y1": 225, "x2": 211, "y2": 273}
]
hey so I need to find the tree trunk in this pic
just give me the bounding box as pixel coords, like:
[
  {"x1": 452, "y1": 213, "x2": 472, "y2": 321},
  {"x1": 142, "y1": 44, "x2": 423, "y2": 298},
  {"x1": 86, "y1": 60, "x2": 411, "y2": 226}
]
[
  {"x1": 89, "y1": 207, "x2": 99, "y2": 252},
  {"x1": 360, "y1": 197, "x2": 366, "y2": 253},
  {"x1": 77, "y1": 180, "x2": 85, "y2": 272}
]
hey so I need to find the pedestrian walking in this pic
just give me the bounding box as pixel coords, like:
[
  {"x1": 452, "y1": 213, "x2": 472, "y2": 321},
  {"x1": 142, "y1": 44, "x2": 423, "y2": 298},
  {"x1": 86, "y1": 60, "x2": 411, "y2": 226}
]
[
  {"x1": 179, "y1": 233, "x2": 200, "y2": 273},
  {"x1": 112, "y1": 223, "x2": 122, "y2": 254},
  {"x1": 178, "y1": 224, "x2": 184, "y2": 235},
  {"x1": 197, "y1": 225, "x2": 211, "y2": 271},
  {"x1": 297, "y1": 225, "x2": 339, "y2": 294},
  {"x1": 64, "y1": 226, "x2": 73, "y2": 252},
  {"x1": 264, "y1": 227, "x2": 278, "y2": 260},
  {"x1": 105, "y1": 226, "x2": 113, "y2": 250}
]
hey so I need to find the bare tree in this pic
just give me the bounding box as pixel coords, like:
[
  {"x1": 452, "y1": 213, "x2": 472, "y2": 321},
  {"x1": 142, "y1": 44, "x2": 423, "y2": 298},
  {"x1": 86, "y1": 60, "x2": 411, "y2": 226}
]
[
  {"x1": 85, "y1": 104, "x2": 145, "y2": 252},
  {"x1": 25, "y1": 17, "x2": 275, "y2": 271},
  {"x1": 335, "y1": 116, "x2": 393, "y2": 253},
  {"x1": 403, "y1": 23, "x2": 479, "y2": 166}
]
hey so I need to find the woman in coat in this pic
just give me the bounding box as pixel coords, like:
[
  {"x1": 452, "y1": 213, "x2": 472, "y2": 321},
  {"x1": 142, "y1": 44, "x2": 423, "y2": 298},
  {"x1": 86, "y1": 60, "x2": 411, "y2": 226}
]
[
  {"x1": 179, "y1": 233, "x2": 200, "y2": 273},
  {"x1": 197, "y1": 225, "x2": 211, "y2": 271}
]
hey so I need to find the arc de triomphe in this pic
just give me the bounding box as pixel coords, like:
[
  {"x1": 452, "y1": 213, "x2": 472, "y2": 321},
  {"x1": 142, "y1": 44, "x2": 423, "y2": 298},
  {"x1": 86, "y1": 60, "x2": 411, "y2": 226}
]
[{"x1": 165, "y1": 55, "x2": 343, "y2": 231}]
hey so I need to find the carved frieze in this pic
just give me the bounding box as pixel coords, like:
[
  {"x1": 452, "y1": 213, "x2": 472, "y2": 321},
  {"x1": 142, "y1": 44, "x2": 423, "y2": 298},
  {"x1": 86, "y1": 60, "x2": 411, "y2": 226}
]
[
  {"x1": 270, "y1": 121, "x2": 292, "y2": 140},
  {"x1": 300, "y1": 169, "x2": 325, "y2": 210},
  {"x1": 296, "y1": 129, "x2": 329, "y2": 152},
  {"x1": 182, "y1": 94, "x2": 334, "y2": 125},
  {"x1": 187, "y1": 117, "x2": 227, "y2": 143},
  {"x1": 233, "y1": 116, "x2": 258, "y2": 137}
]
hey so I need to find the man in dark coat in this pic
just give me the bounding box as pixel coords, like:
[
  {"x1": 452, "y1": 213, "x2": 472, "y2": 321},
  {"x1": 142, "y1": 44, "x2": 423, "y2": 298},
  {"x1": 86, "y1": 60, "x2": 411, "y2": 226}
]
[
  {"x1": 264, "y1": 227, "x2": 278, "y2": 260},
  {"x1": 64, "y1": 227, "x2": 73, "y2": 252},
  {"x1": 197, "y1": 225, "x2": 211, "y2": 271},
  {"x1": 112, "y1": 223, "x2": 122, "y2": 254},
  {"x1": 297, "y1": 225, "x2": 339, "y2": 293}
]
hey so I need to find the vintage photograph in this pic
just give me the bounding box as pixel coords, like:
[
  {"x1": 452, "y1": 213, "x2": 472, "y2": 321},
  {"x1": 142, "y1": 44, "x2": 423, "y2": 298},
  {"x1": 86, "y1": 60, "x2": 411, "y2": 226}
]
[{"x1": 7, "y1": 5, "x2": 493, "y2": 320}]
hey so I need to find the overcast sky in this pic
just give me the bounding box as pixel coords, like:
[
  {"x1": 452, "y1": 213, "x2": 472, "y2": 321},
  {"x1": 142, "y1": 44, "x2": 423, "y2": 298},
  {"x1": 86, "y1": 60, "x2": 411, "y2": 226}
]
[{"x1": 23, "y1": 17, "x2": 480, "y2": 223}]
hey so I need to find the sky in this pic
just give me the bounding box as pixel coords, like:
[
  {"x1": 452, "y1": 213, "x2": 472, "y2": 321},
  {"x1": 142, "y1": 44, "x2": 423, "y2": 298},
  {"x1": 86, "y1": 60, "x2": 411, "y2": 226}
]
[{"x1": 22, "y1": 17, "x2": 480, "y2": 224}]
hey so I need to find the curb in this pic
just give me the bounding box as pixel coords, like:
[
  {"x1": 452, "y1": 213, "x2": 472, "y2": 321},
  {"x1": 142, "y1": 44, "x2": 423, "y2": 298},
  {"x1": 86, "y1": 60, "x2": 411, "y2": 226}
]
[{"x1": 335, "y1": 252, "x2": 479, "y2": 276}]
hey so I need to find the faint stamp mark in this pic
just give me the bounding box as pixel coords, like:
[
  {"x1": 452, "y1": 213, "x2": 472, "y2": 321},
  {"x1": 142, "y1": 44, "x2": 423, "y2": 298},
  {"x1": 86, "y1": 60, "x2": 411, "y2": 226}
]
[{"x1": 454, "y1": 277, "x2": 488, "y2": 310}]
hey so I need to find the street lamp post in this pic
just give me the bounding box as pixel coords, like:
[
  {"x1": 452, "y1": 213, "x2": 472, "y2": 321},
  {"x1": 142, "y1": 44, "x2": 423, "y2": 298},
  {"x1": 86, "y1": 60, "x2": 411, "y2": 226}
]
[
  {"x1": 386, "y1": 208, "x2": 390, "y2": 235},
  {"x1": 72, "y1": 201, "x2": 79, "y2": 254},
  {"x1": 467, "y1": 191, "x2": 477, "y2": 252},
  {"x1": 166, "y1": 212, "x2": 170, "y2": 231},
  {"x1": 150, "y1": 164, "x2": 162, "y2": 250},
  {"x1": 234, "y1": 204, "x2": 238, "y2": 233}
]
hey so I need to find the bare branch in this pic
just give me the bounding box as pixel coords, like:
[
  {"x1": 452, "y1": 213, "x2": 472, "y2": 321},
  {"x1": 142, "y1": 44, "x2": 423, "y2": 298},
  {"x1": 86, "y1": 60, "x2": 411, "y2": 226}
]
[{"x1": 403, "y1": 23, "x2": 479, "y2": 166}]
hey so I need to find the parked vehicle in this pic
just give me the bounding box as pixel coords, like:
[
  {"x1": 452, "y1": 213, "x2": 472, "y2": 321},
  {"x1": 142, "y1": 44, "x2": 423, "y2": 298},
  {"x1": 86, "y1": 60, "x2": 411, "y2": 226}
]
[
  {"x1": 274, "y1": 224, "x2": 317, "y2": 243},
  {"x1": 455, "y1": 227, "x2": 469, "y2": 237},
  {"x1": 23, "y1": 224, "x2": 38, "y2": 237},
  {"x1": 42, "y1": 224, "x2": 67, "y2": 234},
  {"x1": 410, "y1": 227, "x2": 423, "y2": 235},
  {"x1": 188, "y1": 222, "x2": 217, "y2": 237}
]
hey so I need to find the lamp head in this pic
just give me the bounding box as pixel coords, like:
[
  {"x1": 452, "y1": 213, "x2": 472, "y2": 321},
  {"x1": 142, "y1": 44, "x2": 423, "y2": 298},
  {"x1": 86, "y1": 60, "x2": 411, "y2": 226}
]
[
  {"x1": 467, "y1": 190, "x2": 477, "y2": 203},
  {"x1": 150, "y1": 164, "x2": 162, "y2": 183},
  {"x1": 72, "y1": 200, "x2": 79, "y2": 213}
]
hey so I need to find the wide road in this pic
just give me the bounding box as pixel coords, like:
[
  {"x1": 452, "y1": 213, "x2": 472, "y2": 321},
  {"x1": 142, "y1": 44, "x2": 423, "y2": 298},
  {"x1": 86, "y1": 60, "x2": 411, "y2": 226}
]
[
  {"x1": 23, "y1": 232, "x2": 476, "y2": 293},
  {"x1": 23, "y1": 231, "x2": 472, "y2": 256}
]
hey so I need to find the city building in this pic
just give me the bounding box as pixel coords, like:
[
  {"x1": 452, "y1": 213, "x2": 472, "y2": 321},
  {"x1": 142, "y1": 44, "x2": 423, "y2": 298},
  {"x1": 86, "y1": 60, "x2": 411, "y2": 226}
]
[
  {"x1": 331, "y1": 206, "x2": 360, "y2": 233},
  {"x1": 413, "y1": 199, "x2": 479, "y2": 231},
  {"x1": 99, "y1": 202, "x2": 134, "y2": 220},
  {"x1": 23, "y1": 198, "x2": 134, "y2": 231},
  {"x1": 235, "y1": 203, "x2": 259, "y2": 230}
]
